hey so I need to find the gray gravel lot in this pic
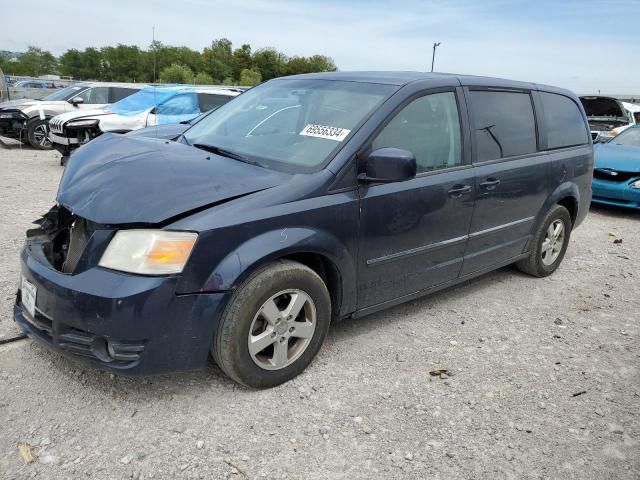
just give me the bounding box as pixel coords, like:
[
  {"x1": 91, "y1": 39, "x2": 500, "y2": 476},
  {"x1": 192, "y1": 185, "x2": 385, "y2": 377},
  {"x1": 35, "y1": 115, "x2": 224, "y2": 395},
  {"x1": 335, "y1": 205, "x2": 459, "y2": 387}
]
[{"x1": 0, "y1": 145, "x2": 639, "y2": 479}]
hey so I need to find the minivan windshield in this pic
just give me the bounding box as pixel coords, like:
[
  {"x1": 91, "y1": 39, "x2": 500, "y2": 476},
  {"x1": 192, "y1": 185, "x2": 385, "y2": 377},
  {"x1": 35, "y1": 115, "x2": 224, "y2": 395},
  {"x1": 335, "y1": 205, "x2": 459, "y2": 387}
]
[
  {"x1": 43, "y1": 85, "x2": 86, "y2": 101},
  {"x1": 183, "y1": 79, "x2": 397, "y2": 173}
]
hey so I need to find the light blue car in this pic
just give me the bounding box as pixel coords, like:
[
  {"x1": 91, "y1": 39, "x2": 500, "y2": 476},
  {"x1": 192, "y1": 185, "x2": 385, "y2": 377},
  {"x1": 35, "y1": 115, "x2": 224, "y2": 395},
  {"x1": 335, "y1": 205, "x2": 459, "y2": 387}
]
[{"x1": 592, "y1": 126, "x2": 640, "y2": 209}]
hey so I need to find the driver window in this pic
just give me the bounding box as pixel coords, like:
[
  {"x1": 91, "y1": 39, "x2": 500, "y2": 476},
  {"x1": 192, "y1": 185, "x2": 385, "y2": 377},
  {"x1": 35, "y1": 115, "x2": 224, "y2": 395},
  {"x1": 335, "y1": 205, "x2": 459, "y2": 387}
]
[
  {"x1": 156, "y1": 94, "x2": 199, "y2": 115},
  {"x1": 372, "y1": 92, "x2": 462, "y2": 173}
]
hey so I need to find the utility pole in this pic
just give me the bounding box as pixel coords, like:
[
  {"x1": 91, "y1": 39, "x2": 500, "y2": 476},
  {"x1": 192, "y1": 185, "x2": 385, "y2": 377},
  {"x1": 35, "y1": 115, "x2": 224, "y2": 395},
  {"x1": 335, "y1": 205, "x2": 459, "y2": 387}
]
[
  {"x1": 152, "y1": 26, "x2": 156, "y2": 83},
  {"x1": 431, "y1": 42, "x2": 441, "y2": 72}
]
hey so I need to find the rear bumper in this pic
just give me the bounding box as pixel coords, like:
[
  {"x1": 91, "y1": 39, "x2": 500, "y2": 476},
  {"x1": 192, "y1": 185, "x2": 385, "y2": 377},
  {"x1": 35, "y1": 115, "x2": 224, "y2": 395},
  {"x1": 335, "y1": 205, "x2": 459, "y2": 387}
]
[
  {"x1": 592, "y1": 178, "x2": 640, "y2": 210},
  {"x1": 15, "y1": 244, "x2": 229, "y2": 375}
]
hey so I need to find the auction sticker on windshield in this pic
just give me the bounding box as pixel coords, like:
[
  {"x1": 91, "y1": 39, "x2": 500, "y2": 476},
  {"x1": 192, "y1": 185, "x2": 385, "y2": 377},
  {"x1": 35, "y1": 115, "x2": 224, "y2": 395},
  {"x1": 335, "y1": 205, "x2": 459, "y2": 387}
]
[
  {"x1": 21, "y1": 276, "x2": 37, "y2": 319},
  {"x1": 300, "y1": 124, "x2": 351, "y2": 141}
]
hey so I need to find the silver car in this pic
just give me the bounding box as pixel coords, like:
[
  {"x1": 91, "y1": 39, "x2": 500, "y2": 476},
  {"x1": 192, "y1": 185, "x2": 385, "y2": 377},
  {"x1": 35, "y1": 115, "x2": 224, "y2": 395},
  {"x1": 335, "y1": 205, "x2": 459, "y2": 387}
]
[{"x1": 0, "y1": 82, "x2": 143, "y2": 149}]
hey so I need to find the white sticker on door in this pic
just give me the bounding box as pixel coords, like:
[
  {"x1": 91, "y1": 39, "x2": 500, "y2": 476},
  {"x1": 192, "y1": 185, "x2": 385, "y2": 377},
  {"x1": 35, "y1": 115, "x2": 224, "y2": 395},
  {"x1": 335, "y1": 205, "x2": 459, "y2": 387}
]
[{"x1": 299, "y1": 124, "x2": 351, "y2": 142}]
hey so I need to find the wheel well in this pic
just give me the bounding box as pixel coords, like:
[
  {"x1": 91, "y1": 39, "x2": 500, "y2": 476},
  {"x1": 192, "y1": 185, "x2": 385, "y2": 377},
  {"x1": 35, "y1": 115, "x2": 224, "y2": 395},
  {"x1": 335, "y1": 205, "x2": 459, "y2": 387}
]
[
  {"x1": 281, "y1": 252, "x2": 342, "y2": 319},
  {"x1": 557, "y1": 196, "x2": 578, "y2": 227}
]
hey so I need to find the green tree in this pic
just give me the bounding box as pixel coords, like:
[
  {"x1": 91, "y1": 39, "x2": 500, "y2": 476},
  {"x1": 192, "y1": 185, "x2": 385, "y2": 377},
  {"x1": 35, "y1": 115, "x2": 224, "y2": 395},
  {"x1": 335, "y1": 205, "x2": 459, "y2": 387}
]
[
  {"x1": 232, "y1": 44, "x2": 253, "y2": 81},
  {"x1": 253, "y1": 48, "x2": 282, "y2": 81},
  {"x1": 193, "y1": 72, "x2": 214, "y2": 85},
  {"x1": 149, "y1": 41, "x2": 203, "y2": 80},
  {"x1": 159, "y1": 63, "x2": 194, "y2": 84},
  {"x1": 59, "y1": 47, "x2": 103, "y2": 80},
  {"x1": 306, "y1": 55, "x2": 337, "y2": 73},
  {"x1": 101, "y1": 44, "x2": 148, "y2": 82},
  {"x1": 202, "y1": 38, "x2": 233, "y2": 82},
  {"x1": 16, "y1": 46, "x2": 57, "y2": 76},
  {"x1": 239, "y1": 68, "x2": 262, "y2": 86}
]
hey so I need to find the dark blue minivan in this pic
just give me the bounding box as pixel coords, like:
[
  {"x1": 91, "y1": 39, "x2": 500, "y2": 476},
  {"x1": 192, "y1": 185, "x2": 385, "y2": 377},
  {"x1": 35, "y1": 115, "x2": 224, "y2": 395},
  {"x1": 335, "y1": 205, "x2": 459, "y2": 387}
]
[{"x1": 15, "y1": 72, "x2": 593, "y2": 388}]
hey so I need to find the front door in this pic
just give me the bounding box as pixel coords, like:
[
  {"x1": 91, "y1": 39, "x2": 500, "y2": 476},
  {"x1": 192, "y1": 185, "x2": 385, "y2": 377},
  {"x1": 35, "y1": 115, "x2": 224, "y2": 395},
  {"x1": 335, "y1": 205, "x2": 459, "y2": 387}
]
[{"x1": 357, "y1": 90, "x2": 475, "y2": 309}]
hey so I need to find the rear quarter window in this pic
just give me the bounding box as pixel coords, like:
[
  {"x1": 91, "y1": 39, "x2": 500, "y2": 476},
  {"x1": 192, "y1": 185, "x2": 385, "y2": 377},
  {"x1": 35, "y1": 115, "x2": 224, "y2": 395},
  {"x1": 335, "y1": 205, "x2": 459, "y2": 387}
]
[
  {"x1": 110, "y1": 87, "x2": 138, "y2": 103},
  {"x1": 197, "y1": 93, "x2": 234, "y2": 112},
  {"x1": 469, "y1": 90, "x2": 537, "y2": 162},
  {"x1": 540, "y1": 92, "x2": 589, "y2": 149}
]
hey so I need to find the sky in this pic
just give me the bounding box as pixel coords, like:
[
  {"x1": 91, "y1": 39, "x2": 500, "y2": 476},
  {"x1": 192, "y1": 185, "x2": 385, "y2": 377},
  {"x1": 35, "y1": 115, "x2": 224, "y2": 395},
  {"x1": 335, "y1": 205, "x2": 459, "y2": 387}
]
[{"x1": 3, "y1": 0, "x2": 640, "y2": 94}]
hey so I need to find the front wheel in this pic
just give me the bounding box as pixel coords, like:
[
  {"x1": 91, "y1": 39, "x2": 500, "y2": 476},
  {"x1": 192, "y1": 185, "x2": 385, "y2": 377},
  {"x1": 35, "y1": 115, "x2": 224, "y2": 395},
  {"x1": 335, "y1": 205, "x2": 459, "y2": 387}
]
[
  {"x1": 212, "y1": 260, "x2": 331, "y2": 388},
  {"x1": 516, "y1": 204, "x2": 571, "y2": 277},
  {"x1": 26, "y1": 118, "x2": 52, "y2": 150}
]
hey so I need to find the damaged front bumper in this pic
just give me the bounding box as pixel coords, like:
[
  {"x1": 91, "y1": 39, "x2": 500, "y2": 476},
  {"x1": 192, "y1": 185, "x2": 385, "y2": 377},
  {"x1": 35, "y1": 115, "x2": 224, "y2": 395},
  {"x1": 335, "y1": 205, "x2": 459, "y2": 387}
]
[
  {"x1": 14, "y1": 207, "x2": 229, "y2": 375},
  {"x1": 0, "y1": 110, "x2": 28, "y2": 137}
]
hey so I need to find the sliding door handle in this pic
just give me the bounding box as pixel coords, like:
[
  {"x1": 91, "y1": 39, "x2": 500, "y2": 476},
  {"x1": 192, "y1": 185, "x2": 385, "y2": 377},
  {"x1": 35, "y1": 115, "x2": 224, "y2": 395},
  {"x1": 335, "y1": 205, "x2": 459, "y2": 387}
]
[
  {"x1": 480, "y1": 178, "x2": 501, "y2": 190},
  {"x1": 447, "y1": 185, "x2": 472, "y2": 197}
]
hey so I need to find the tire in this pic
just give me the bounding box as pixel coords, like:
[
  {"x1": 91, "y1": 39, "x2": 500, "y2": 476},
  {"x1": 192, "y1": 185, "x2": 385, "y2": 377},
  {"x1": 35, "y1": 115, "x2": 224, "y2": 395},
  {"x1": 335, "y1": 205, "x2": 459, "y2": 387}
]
[
  {"x1": 516, "y1": 205, "x2": 572, "y2": 277},
  {"x1": 212, "y1": 260, "x2": 331, "y2": 388},
  {"x1": 27, "y1": 118, "x2": 52, "y2": 150}
]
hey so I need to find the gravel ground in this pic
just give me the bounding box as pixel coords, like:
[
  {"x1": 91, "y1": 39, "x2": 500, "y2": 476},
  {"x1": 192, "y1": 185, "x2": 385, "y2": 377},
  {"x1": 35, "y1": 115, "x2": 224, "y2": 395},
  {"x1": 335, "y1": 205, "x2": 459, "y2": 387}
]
[{"x1": 0, "y1": 145, "x2": 639, "y2": 479}]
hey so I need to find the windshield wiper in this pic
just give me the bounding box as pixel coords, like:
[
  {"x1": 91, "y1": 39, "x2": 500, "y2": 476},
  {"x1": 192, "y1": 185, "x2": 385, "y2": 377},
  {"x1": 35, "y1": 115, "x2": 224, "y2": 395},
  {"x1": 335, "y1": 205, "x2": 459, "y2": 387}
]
[{"x1": 192, "y1": 143, "x2": 264, "y2": 167}]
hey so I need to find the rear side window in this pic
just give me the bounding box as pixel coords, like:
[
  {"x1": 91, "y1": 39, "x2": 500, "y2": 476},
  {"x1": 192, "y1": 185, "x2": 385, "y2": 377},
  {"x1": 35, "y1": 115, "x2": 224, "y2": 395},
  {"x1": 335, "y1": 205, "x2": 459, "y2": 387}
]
[
  {"x1": 110, "y1": 87, "x2": 138, "y2": 103},
  {"x1": 469, "y1": 90, "x2": 537, "y2": 162},
  {"x1": 540, "y1": 93, "x2": 589, "y2": 149},
  {"x1": 198, "y1": 93, "x2": 233, "y2": 112}
]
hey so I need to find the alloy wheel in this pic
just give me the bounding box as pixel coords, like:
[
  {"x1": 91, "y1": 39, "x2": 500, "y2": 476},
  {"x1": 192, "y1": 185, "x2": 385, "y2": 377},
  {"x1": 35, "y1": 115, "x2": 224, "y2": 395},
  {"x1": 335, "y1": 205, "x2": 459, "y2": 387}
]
[
  {"x1": 33, "y1": 124, "x2": 52, "y2": 148},
  {"x1": 248, "y1": 289, "x2": 317, "y2": 370},
  {"x1": 541, "y1": 219, "x2": 565, "y2": 266}
]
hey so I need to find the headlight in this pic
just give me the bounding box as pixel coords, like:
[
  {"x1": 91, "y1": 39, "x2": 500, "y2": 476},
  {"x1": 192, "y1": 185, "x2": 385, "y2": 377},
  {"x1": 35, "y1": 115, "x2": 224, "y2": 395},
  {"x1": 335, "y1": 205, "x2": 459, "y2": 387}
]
[
  {"x1": 65, "y1": 119, "x2": 99, "y2": 129},
  {"x1": 99, "y1": 230, "x2": 198, "y2": 275},
  {"x1": 630, "y1": 180, "x2": 640, "y2": 189}
]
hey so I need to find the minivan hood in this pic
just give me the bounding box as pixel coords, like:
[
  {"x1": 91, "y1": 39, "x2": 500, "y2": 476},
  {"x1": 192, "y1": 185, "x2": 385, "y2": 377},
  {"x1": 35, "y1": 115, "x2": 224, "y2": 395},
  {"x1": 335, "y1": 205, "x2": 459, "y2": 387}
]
[
  {"x1": 594, "y1": 143, "x2": 640, "y2": 173},
  {"x1": 57, "y1": 133, "x2": 290, "y2": 225}
]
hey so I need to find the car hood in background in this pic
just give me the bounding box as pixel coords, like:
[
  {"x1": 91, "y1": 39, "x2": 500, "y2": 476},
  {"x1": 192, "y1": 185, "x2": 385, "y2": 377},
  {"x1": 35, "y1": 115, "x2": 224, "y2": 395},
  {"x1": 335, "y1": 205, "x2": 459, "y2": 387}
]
[
  {"x1": 57, "y1": 133, "x2": 290, "y2": 225},
  {"x1": 125, "y1": 122, "x2": 189, "y2": 140},
  {"x1": 580, "y1": 96, "x2": 627, "y2": 120},
  {"x1": 594, "y1": 143, "x2": 640, "y2": 173},
  {"x1": 0, "y1": 99, "x2": 37, "y2": 110},
  {"x1": 52, "y1": 108, "x2": 109, "y2": 124}
]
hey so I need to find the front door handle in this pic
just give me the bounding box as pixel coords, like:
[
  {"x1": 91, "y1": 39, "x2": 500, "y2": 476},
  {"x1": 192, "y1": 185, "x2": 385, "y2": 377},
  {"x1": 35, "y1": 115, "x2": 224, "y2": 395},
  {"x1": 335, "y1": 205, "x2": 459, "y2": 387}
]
[
  {"x1": 480, "y1": 178, "x2": 501, "y2": 190},
  {"x1": 447, "y1": 184, "x2": 472, "y2": 197}
]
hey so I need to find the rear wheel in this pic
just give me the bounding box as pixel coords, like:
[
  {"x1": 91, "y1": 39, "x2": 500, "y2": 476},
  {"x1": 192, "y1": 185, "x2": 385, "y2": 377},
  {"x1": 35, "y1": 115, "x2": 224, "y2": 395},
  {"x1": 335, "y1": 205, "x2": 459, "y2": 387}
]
[
  {"x1": 27, "y1": 118, "x2": 52, "y2": 149},
  {"x1": 516, "y1": 204, "x2": 571, "y2": 277},
  {"x1": 212, "y1": 260, "x2": 331, "y2": 388}
]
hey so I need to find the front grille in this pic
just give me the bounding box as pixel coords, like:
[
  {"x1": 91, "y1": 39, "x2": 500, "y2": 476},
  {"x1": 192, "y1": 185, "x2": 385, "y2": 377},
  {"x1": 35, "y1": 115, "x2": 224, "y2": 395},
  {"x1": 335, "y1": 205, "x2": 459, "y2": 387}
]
[
  {"x1": 62, "y1": 218, "x2": 92, "y2": 273},
  {"x1": 594, "y1": 169, "x2": 639, "y2": 183},
  {"x1": 28, "y1": 206, "x2": 96, "y2": 274},
  {"x1": 49, "y1": 117, "x2": 65, "y2": 134}
]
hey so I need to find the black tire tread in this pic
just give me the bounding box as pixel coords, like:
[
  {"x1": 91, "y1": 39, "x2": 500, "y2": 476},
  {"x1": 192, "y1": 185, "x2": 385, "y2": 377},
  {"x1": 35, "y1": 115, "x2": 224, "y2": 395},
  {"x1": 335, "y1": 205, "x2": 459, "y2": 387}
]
[
  {"x1": 212, "y1": 260, "x2": 330, "y2": 388},
  {"x1": 516, "y1": 204, "x2": 571, "y2": 277}
]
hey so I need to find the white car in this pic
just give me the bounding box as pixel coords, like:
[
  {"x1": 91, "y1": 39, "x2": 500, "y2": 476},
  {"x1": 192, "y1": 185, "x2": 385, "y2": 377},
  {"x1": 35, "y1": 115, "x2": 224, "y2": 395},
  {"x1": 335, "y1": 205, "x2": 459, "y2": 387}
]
[
  {"x1": 579, "y1": 96, "x2": 639, "y2": 143},
  {"x1": 0, "y1": 83, "x2": 142, "y2": 148},
  {"x1": 49, "y1": 85, "x2": 241, "y2": 161}
]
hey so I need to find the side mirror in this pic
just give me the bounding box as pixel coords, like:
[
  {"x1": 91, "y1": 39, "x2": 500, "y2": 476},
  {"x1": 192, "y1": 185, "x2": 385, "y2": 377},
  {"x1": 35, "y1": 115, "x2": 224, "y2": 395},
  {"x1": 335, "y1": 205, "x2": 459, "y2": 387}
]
[
  {"x1": 358, "y1": 148, "x2": 417, "y2": 183},
  {"x1": 70, "y1": 96, "x2": 84, "y2": 106}
]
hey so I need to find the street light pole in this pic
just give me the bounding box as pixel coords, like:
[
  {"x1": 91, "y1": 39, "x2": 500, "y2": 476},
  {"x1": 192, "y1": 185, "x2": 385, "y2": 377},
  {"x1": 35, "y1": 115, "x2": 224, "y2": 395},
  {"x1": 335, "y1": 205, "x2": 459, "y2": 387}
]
[{"x1": 431, "y1": 42, "x2": 441, "y2": 72}]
